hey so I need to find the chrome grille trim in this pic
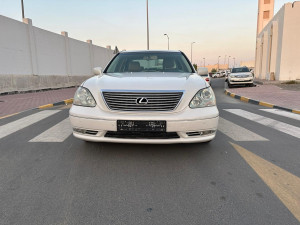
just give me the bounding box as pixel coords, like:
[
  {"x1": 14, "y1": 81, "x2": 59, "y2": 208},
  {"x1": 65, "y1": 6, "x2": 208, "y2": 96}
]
[{"x1": 102, "y1": 90, "x2": 184, "y2": 111}]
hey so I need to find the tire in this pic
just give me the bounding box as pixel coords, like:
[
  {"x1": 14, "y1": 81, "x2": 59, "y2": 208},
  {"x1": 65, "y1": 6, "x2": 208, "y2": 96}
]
[{"x1": 227, "y1": 82, "x2": 232, "y2": 88}]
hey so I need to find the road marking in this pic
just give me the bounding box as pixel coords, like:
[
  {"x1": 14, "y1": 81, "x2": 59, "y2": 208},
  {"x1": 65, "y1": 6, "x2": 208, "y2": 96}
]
[
  {"x1": 225, "y1": 109, "x2": 300, "y2": 139},
  {"x1": 260, "y1": 109, "x2": 300, "y2": 121},
  {"x1": 230, "y1": 142, "x2": 300, "y2": 223},
  {"x1": 0, "y1": 110, "x2": 60, "y2": 139},
  {"x1": 218, "y1": 117, "x2": 268, "y2": 141},
  {"x1": 29, "y1": 118, "x2": 72, "y2": 142}
]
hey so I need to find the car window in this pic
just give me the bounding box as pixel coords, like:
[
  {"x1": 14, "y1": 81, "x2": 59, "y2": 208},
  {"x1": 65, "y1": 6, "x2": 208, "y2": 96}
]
[
  {"x1": 105, "y1": 52, "x2": 193, "y2": 73},
  {"x1": 232, "y1": 67, "x2": 250, "y2": 73}
]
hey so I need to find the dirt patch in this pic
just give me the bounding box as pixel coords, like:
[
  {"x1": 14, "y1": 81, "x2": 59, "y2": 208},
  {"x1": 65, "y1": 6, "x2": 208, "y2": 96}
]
[{"x1": 275, "y1": 84, "x2": 300, "y2": 91}]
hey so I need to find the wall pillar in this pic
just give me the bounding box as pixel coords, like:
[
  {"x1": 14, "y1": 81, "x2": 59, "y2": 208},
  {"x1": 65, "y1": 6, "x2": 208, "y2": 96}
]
[
  {"x1": 61, "y1": 31, "x2": 72, "y2": 76},
  {"x1": 87, "y1": 40, "x2": 94, "y2": 73},
  {"x1": 23, "y1": 18, "x2": 38, "y2": 75}
]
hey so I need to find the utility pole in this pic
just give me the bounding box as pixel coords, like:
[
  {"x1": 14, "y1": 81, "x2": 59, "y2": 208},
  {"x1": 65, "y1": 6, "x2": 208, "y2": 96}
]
[
  {"x1": 233, "y1": 57, "x2": 236, "y2": 68},
  {"x1": 21, "y1": 0, "x2": 25, "y2": 19},
  {"x1": 146, "y1": 0, "x2": 149, "y2": 50},
  {"x1": 203, "y1": 58, "x2": 206, "y2": 67},
  {"x1": 191, "y1": 42, "x2": 195, "y2": 64},
  {"x1": 164, "y1": 34, "x2": 169, "y2": 50},
  {"x1": 218, "y1": 56, "x2": 221, "y2": 71},
  {"x1": 228, "y1": 56, "x2": 231, "y2": 69}
]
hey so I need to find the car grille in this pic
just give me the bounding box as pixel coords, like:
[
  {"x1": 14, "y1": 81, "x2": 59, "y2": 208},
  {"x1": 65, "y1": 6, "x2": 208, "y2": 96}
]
[{"x1": 102, "y1": 91, "x2": 183, "y2": 111}]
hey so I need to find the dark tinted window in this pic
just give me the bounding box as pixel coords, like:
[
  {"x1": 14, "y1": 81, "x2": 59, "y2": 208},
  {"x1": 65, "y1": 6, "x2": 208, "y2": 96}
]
[
  {"x1": 105, "y1": 52, "x2": 193, "y2": 73},
  {"x1": 232, "y1": 67, "x2": 250, "y2": 73}
]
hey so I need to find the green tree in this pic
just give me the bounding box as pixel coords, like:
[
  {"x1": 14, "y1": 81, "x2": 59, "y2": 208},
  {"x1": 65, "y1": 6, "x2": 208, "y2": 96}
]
[
  {"x1": 193, "y1": 64, "x2": 198, "y2": 71},
  {"x1": 211, "y1": 68, "x2": 217, "y2": 73}
]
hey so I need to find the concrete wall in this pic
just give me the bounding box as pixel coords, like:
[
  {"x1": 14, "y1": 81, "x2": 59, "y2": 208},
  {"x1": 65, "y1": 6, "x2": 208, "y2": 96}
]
[
  {"x1": 255, "y1": 2, "x2": 300, "y2": 81},
  {"x1": 0, "y1": 15, "x2": 115, "y2": 93}
]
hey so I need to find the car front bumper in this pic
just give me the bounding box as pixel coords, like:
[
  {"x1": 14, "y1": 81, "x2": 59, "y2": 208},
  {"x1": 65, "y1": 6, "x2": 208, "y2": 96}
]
[
  {"x1": 228, "y1": 78, "x2": 253, "y2": 85},
  {"x1": 69, "y1": 105, "x2": 219, "y2": 144}
]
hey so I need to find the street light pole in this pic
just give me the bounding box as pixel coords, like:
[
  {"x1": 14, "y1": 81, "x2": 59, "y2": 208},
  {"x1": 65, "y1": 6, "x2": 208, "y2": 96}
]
[
  {"x1": 228, "y1": 56, "x2": 231, "y2": 69},
  {"x1": 21, "y1": 0, "x2": 25, "y2": 19},
  {"x1": 218, "y1": 56, "x2": 221, "y2": 71},
  {"x1": 146, "y1": 0, "x2": 149, "y2": 50},
  {"x1": 164, "y1": 34, "x2": 169, "y2": 50},
  {"x1": 191, "y1": 42, "x2": 195, "y2": 64},
  {"x1": 233, "y1": 57, "x2": 236, "y2": 68},
  {"x1": 203, "y1": 58, "x2": 206, "y2": 67}
]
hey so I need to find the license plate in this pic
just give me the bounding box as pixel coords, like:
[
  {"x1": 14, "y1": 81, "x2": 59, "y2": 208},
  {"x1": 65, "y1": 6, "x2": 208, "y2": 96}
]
[{"x1": 117, "y1": 120, "x2": 166, "y2": 132}]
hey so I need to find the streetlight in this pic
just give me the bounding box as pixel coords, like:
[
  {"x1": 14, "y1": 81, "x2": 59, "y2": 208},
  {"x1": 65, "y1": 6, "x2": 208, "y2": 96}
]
[
  {"x1": 164, "y1": 34, "x2": 169, "y2": 50},
  {"x1": 233, "y1": 57, "x2": 236, "y2": 68},
  {"x1": 146, "y1": 0, "x2": 149, "y2": 50},
  {"x1": 191, "y1": 42, "x2": 195, "y2": 64},
  {"x1": 203, "y1": 58, "x2": 206, "y2": 67},
  {"x1": 228, "y1": 56, "x2": 231, "y2": 69},
  {"x1": 21, "y1": 0, "x2": 25, "y2": 19},
  {"x1": 218, "y1": 56, "x2": 221, "y2": 71}
]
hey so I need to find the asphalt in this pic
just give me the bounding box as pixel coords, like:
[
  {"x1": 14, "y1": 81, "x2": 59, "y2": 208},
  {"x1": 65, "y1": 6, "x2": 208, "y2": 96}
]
[{"x1": 0, "y1": 78, "x2": 300, "y2": 225}]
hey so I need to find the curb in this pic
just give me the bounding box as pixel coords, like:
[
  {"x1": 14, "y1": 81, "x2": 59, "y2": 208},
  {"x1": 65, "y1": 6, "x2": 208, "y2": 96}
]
[
  {"x1": 0, "y1": 98, "x2": 73, "y2": 120},
  {"x1": 224, "y1": 90, "x2": 300, "y2": 115},
  {"x1": 38, "y1": 98, "x2": 73, "y2": 109}
]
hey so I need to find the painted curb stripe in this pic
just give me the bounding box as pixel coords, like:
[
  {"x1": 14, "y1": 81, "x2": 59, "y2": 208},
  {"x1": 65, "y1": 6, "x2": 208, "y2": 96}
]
[
  {"x1": 0, "y1": 98, "x2": 74, "y2": 120},
  {"x1": 259, "y1": 101, "x2": 274, "y2": 108},
  {"x1": 240, "y1": 96, "x2": 249, "y2": 102},
  {"x1": 292, "y1": 110, "x2": 300, "y2": 115},
  {"x1": 225, "y1": 90, "x2": 298, "y2": 114},
  {"x1": 38, "y1": 104, "x2": 54, "y2": 109},
  {"x1": 0, "y1": 112, "x2": 20, "y2": 120}
]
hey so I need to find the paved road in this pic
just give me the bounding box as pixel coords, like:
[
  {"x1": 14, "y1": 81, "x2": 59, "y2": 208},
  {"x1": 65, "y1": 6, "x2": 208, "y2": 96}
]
[{"x1": 1, "y1": 78, "x2": 300, "y2": 225}]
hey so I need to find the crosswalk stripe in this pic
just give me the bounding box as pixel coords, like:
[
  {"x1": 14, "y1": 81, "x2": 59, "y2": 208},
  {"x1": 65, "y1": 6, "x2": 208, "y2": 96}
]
[
  {"x1": 225, "y1": 109, "x2": 300, "y2": 139},
  {"x1": 218, "y1": 117, "x2": 268, "y2": 141},
  {"x1": 260, "y1": 109, "x2": 300, "y2": 121},
  {"x1": 0, "y1": 110, "x2": 60, "y2": 139},
  {"x1": 29, "y1": 118, "x2": 72, "y2": 143}
]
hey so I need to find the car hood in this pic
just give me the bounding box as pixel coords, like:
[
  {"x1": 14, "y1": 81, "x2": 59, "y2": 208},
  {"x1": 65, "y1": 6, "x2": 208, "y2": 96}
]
[
  {"x1": 81, "y1": 72, "x2": 209, "y2": 112},
  {"x1": 83, "y1": 72, "x2": 207, "y2": 91}
]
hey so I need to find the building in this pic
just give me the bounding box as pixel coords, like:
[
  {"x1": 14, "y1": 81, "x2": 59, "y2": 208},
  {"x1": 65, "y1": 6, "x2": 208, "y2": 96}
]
[
  {"x1": 240, "y1": 61, "x2": 255, "y2": 69},
  {"x1": 255, "y1": 1, "x2": 300, "y2": 81},
  {"x1": 205, "y1": 64, "x2": 229, "y2": 73}
]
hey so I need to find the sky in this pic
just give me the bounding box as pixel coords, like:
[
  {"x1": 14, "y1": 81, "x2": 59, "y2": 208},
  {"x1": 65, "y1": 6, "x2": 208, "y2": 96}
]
[{"x1": 0, "y1": 0, "x2": 292, "y2": 66}]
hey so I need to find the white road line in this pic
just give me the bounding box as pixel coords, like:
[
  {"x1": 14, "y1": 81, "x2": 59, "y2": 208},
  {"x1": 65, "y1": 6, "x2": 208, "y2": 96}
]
[
  {"x1": 0, "y1": 110, "x2": 60, "y2": 139},
  {"x1": 29, "y1": 118, "x2": 72, "y2": 143},
  {"x1": 260, "y1": 109, "x2": 300, "y2": 121},
  {"x1": 225, "y1": 109, "x2": 300, "y2": 139},
  {"x1": 218, "y1": 117, "x2": 268, "y2": 141}
]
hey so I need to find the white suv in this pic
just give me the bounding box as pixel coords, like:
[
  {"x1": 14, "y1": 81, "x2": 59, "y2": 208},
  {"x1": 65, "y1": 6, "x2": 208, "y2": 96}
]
[{"x1": 227, "y1": 67, "x2": 254, "y2": 88}]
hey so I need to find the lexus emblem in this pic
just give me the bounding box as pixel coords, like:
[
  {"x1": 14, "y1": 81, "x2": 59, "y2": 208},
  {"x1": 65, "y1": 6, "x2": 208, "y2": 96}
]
[{"x1": 136, "y1": 97, "x2": 148, "y2": 105}]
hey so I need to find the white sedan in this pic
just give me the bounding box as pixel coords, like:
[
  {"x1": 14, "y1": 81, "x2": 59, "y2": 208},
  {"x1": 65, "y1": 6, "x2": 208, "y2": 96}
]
[{"x1": 69, "y1": 50, "x2": 219, "y2": 144}]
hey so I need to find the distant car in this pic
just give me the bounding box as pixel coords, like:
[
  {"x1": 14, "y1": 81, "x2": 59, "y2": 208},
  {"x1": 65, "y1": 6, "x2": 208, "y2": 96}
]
[
  {"x1": 212, "y1": 72, "x2": 221, "y2": 78},
  {"x1": 197, "y1": 67, "x2": 211, "y2": 85},
  {"x1": 227, "y1": 67, "x2": 254, "y2": 88}
]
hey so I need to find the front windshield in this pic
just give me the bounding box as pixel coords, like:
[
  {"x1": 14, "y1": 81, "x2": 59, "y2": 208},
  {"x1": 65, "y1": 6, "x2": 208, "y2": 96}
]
[
  {"x1": 105, "y1": 52, "x2": 194, "y2": 73},
  {"x1": 232, "y1": 67, "x2": 250, "y2": 73}
]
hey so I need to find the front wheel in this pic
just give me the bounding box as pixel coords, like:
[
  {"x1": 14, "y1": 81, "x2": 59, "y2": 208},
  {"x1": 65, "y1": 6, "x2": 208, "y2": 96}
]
[{"x1": 227, "y1": 82, "x2": 232, "y2": 88}]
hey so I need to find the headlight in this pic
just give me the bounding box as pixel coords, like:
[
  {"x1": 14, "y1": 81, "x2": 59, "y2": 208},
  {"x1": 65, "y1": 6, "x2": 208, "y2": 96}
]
[
  {"x1": 189, "y1": 87, "x2": 216, "y2": 109},
  {"x1": 73, "y1": 87, "x2": 96, "y2": 107}
]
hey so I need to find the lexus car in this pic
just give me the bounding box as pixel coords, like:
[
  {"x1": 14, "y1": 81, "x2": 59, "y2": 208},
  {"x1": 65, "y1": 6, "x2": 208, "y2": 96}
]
[
  {"x1": 227, "y1": 67, "x2": 254, "y2": 88},
  {"x1": 69, "y1": 50, "x2": 219, "y2": 144}
]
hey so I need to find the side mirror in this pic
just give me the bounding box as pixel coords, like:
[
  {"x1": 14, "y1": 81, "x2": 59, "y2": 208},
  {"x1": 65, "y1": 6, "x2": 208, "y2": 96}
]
[{"x1": 93, "y1": 67, "x2": 103, "y2": 76}]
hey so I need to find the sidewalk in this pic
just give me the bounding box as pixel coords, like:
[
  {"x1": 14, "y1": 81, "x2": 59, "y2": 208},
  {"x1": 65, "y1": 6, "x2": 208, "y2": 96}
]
[
  {"x1": 225, "y1": 84, "x2": 300, "y2": 112},
  {"x1": 0, "y1": 87, "x2": 77, "y2": 118}
]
